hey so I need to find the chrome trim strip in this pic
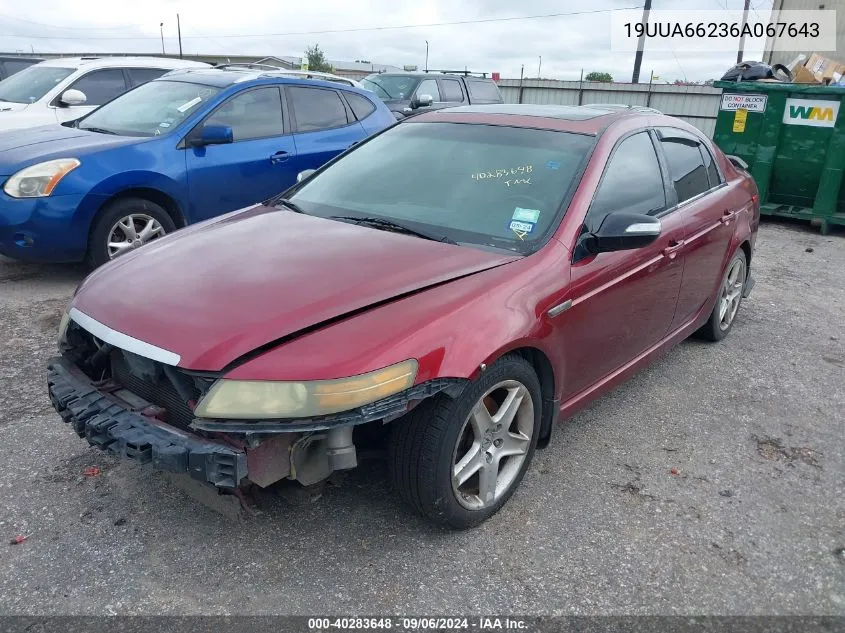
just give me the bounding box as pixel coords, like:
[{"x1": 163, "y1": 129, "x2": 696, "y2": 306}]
[
  {"x1": 68, "y1": 307, "x2": 181, "y2": 366},
  {"x1": 625, "y1": 222, "x2": 661, "y2": 234},
  {"x1": 572, "y1": 254, "x2": 665, "y2": 307},
  {"x1": 547, "y1": 299, "x2": 573, "y2": 318}
]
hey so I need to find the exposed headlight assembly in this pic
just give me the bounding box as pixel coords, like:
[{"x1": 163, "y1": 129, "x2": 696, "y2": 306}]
[
  {"x1": 194, "y1": 359, "x2": 419, "y2": 420},
  {"x1": 4, "y1": 158, "x2": 80, "y2": 198}
]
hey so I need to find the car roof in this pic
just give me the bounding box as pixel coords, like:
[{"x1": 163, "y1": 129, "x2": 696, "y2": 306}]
[
  {"x1": 158, "y1": 67, "x2": 369, "y2": 90},
  {"x1": 409, "y1": 104, "x2": 658, "y2": 135},
  {"x1": 34, "y1": 57, "x2": 208, "y2": 71}
]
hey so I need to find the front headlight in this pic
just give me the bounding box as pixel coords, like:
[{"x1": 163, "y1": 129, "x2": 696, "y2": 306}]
[
  {"x1": 194, "y1": 359, "x2": 418, "y2": 419},
  {"x1": 3, "y1": 158, "x2": 80, "y2": 198}
]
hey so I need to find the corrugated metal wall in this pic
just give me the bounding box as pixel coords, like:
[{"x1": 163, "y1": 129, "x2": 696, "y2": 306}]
[{"x1": 497, "y1": 79, "x2": 722, "y2": 137}]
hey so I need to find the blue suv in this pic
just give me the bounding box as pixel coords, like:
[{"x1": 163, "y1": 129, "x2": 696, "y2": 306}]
[{"x1": 0, "y1": 67, "x2": 395, "y2": 266}]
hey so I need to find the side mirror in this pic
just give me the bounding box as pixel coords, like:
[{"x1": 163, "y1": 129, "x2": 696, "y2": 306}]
[
  {"x1": 59, "y1": 89, "x2": 87, "y2": 107},
  {"x1": 587, "y1": 212, "x2": 662, "y2": 254},
  {"x1": 195, "y1": 124, "x2": 233, "y2": 147},
  {"x1": 412, "y1": 93, "x2": 433, "y2": 109},
  {"x1": 296, "y1": 169, "x2": 316, "y2": 183}
]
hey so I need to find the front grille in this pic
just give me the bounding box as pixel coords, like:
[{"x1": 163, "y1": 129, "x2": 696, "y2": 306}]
[{"x1": 110, "y1": 352, "x2": 197, "y2": 430}]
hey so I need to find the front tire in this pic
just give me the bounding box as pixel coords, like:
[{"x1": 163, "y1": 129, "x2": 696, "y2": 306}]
[
  {"x1": 388, "y1": 355, "x2": 542, "y2": 529},
  {"x1": 87, "y1": 197, "x2": 176, "y2": 269},
  {"x1": 696, "y1": 249, "x2": 748, "y2": 342}
]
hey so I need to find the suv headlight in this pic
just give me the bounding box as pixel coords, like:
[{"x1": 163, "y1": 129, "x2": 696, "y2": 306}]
[
  {"x1": 3, "y1": 158, "x2": 80, "y2": 198},
  {"x1": 194, "y1": 359, "x2": 418, "y2": 419}
]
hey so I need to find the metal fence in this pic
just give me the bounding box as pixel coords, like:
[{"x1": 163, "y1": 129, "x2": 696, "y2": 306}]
[{"x1": 497, "y1": 79, "x2": 722, "y2": 137}]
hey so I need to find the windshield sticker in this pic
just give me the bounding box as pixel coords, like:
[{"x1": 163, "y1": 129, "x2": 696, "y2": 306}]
[
  {"x1": 512, "y1": 207, "x2": 540, "y2": 223},
  {"x1": 546, "y1": 160, "x2": 561, "y2": 170},
  {"x1": 177, "y1": 96, "x2": 202, "y2": 113},
  {"x1": 509, "y1": 220, "x2": 534, "y2": 235},
  {"x1": 472, "y1": 165, "x2": 533, "y2": 181},
  {"x1": 504, "y1": 178, "x2": 531, "y2": 187}
]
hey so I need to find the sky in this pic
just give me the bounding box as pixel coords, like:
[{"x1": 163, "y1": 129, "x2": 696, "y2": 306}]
[{"x1": 0, "y1": 0, "x2": 773, "y2": 82}]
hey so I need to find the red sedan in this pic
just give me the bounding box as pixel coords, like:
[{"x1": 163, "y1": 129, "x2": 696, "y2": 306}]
[{"x1": 49, "y1": 104, "x2": 759, "y2": 528}]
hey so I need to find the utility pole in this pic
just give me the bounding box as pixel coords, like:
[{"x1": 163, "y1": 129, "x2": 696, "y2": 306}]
[
  {"x1": 736, "y1": 0, "x2": 751, "y2": 63},
  {"x1": 631, "y1": 0, "x2": 652, "y2": 83},
  {"x1": 177, "y1": 14, "x2": 183, "y2": 59},
  {"x1": 159, "y1": 22, "x2": 165, "y2": 55},
  {"x1": 425, "y1": 40, "x2": 429, "y2": 72},
  {"x1": 538, "y1": 55, "x2": 542, "y2": 78}
]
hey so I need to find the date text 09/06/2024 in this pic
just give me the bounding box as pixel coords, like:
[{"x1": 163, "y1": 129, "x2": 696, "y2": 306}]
[{"x1": 307, "y1": 617, "x2": 531, "y2": 630}]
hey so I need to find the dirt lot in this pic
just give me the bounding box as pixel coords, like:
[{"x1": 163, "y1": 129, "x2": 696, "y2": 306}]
[{"x1": 0, "y1": 220, "x2": 843, "y2": 615}]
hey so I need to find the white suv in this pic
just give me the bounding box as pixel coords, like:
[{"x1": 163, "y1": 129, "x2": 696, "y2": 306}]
[{"x1": 0, "y1": 56, "x2": 208, "y2": 131}]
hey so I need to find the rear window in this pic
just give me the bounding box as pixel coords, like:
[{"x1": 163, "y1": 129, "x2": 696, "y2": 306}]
[
  {"x1": 289, "y1": 86, "x2": 349, "y2": 132},
  {"x1": 466, "y1": 79, "x2": 502, "y2": 103}
]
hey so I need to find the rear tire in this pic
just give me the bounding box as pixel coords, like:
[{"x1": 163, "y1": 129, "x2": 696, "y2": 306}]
[
  {"x1": 695, "y1": 249, "x2": 747, "y2": 342},
  {"x1": 388, "y1": 355, "x2": 541, "y2": 529},
  {"x1": 87, "y1": 197, "x2": 176, "y2": 269}
]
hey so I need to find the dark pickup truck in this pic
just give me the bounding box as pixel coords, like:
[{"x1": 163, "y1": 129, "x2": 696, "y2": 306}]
[{"x1": 360, "y1": 72, "x2": 503, "y2": 120}]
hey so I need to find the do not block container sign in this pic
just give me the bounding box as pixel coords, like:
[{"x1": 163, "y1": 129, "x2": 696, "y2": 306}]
[{"x1": 713, "y1": 80, "x2": 845, "y2": 234}]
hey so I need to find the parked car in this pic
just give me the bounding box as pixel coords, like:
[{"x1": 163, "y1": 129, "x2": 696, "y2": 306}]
[
  {"x1": 0, "y1": 66, "x2": 395, "y2": 266},
  {"x1": 361, "y1": 71, "x2": 503, "y2": 120},
  {"x1": 48, "y1": 104, "x2": 759, "y2": 528},
  {"x1": 0, "y1": 56, "x2": 43, "y2": 81},
  {"x1": 0, "y1": 56, "x2": 208, "y2": 131}
]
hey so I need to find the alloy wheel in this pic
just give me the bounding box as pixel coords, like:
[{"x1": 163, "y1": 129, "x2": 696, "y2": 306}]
[
  {"x1": 718, "y1": 257, "x2": 746, "y2": 330},
  {"x1": 107, "y1": 214, "x2": 166, "y2": 259},
  {"x1": 451, "y1": 379, "x2": 535, "y2": 510}
]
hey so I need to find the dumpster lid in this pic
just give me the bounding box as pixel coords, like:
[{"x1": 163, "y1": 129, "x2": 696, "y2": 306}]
[{"x1": 714, "y1": 80, "x2": 845, "y2": 95}]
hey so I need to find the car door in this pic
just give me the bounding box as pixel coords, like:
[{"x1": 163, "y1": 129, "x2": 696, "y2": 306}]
[
  {"x1": 54, "y1": 68, "x2": 128, "y2": 123},
  {"x1": 286, "y1": 85, "x2": 367, "y2": 176},
  {"x1": 558, "y1": 130, "x2": 687, "y2": 400},
  {"x1": 654, "y1": 128, "x2": 735, "y2": 330},
  {"x1": 438, "y1": 77, "x2": 467, "y2": 106},
  {"x1": 185, "y1": 85, "x2": 296, "y2": 221},
  {"x1": 412, "y1": 78, "x2": 448, "y2": 111}
]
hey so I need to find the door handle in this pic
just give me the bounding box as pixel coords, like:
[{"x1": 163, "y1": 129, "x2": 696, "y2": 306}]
[
  {"x1": 720, "y1": 209, "x2": 738, "y2": 224},
  {"x1": 270, "y1": 151, "x2": 290, "y2": 164},
  {"x1": 662, "y1": 240, "x2": 685, "y2": 259}
]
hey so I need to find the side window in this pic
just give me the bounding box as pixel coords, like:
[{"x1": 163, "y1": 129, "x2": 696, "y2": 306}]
[
  {"x1": 416, "y1": 79, "x2": 441, "y2": 102},
  {"x1": 466, "y1": 79, "x2": 502, "y2": 103},
  {"x1": 587, "y1": 132, "x2": 666, "y2": 228},
  {"x1": 440, "y1": 79, "x2": 465, "y2": 103},
  {"x1": 700, "y1": 144, "x2": 722, "y2": 188},
  {"x1": 127, "y1": 68, "x2": 168, "y2": 87},
  {"x1": 288, "y1": 86, "x2": 349, "y2": 132},
  {"x1": 344, "y1": 92, "x2": 376, "y2": 120},
  {"x1": 659, "y1": 136, "x2": 710, "y2": 203},
  {"x1": 205, "y1": 87, "x2": 283, "y2": 141},
  {"x1": 68, "y1": 69, "x2": 128, "y2": 106}
]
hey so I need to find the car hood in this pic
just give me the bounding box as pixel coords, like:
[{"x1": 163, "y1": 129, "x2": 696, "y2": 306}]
[
  {"x1": 0, "y1": 102, "x2": 29, "y2": 113},
  {"x1": 73, "y1": 205, "x2": 520, "y2": 371},
  {"x1": 0, "y1": 124, "x2": 141, "y2": 175}
]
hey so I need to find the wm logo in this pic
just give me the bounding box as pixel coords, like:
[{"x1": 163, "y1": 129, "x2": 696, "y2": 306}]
[{"x1": 788, "y1": 105, "x2": 835, "y2": 121}]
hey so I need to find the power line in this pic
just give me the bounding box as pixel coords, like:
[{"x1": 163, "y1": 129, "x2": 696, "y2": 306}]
[
  {"x1": 0, "y1": 12, "x2": 137, "y2": 30},
  {"x1": 0, "y1": 6, "x2": 642, "y2": 41}
]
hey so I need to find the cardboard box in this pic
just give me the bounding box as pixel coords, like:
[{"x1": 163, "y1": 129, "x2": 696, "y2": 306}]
[{"x1": 794, "y1": 52, "x2": 845, "y2": 84}]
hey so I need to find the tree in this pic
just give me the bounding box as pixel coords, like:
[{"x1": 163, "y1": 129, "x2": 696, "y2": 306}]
[
  {"x1": 305, "y1": 44, "x2": 333, "y2": 72},
  {"x1": 585, "y1": 71, "x2": 613, "y2": 82}
]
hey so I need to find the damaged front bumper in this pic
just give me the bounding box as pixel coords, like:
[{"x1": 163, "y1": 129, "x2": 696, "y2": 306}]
[{"x1": 47, "y1": 357, "x2": 247, "y2": 489}]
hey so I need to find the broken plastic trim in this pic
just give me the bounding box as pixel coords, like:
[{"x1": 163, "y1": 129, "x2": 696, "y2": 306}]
[{"x1": 191, "y1": 377, "x2": 467, "y2": 433}]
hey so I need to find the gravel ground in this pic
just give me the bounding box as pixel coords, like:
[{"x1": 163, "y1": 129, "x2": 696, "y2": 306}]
[{"x1": 0, "y1": 220, "x2": 843, "y2": 616}]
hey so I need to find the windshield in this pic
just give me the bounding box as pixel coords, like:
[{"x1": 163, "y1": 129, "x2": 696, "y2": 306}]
[
  {"x1": 290, "y1": 122, "x2": 595, "y2": 254},
  {"x1": 0, "y1": 65, "x2": 73, "y2": 104},
  {"x1": 361, "y1": 75, "x2": 420, "y2": 100},
  {"x1": 78, "y1": 80, "x2": 220, "y2": 137}
]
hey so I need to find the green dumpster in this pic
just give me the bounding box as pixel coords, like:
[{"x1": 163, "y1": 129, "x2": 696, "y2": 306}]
[{"x1": 713, "y1": 81, "x2": 845, "y2": 234}]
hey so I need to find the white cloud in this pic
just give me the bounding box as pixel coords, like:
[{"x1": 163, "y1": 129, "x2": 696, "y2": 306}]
[{"x1": 0, "y1": 0, "x2": 771, "y2": 81}]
